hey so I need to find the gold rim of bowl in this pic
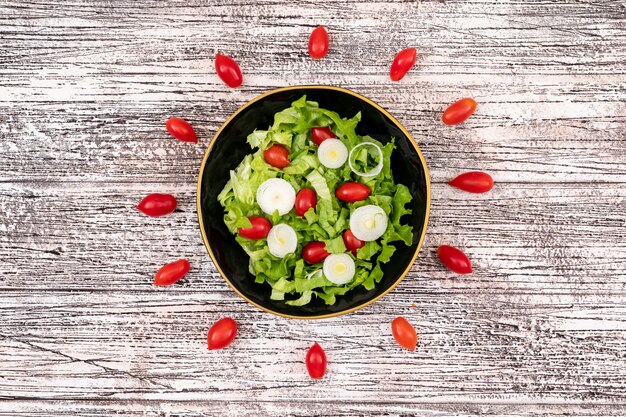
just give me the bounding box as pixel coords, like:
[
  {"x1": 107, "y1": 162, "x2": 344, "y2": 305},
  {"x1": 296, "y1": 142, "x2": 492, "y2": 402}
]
[{"x1": 196, "y1": 85, "x2": 431, "y2": 319}]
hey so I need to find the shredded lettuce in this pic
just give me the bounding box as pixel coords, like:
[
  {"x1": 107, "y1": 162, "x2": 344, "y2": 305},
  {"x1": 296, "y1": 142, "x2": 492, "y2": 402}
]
[{"x1": 218, "y1": 95, "x2": 414, "y2": 307}]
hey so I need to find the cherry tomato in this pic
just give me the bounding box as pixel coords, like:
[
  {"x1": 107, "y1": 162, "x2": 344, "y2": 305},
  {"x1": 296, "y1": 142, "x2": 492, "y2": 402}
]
[
  {"x1": 335, "y1": 182, "x2": 371, "y2": 202},
  {"x1": 311, "y1": 126, "x2": 335, "y2": 145},
  {"x1": 391, "y1": 317, "x2": 418, "y2": 351},
  {"x1": 207, "y1": 317, "x2": 238, "y2": 350},
  {"x1": 153, "y1": 259, "x2": 190, "y2": 286},
  {"x1": 305, "y1": 342, "x2": 327, "y2": 379},
  {"x1": 390, "y1": 48, "x2": 417, "y2": 81},
  {"x1": 437, "y1": 245, "x2": 473, "y2": 274},
  {"x1": 165, "y1": 117, "x2": 197, "y2": 143},
  {"x1": 449, "y1": 171, "x2": 494, "y2": 193},
  {"x1": 302, "y1": 241, "x2": 329, "y2": 264},
  {"x1": 308, "y1": 25, "x2": 329, "y2": 59},
  {"x1": 295, "y1": 188, "x2": 317, "y2": 217},
  {"x1": 215, "y1": 53, "x2": 243, "y2": 88},
  {"x1": 342, "y1": 229, "x2": 365, "y2": 256},
  {"x1": 442, "y1": 98, "x2": 477, "y2": 125},
  {"x1": 137, "y1": 193, "x2": 177, "y2": 217},
  {"x1": 263, "y1": 144, "x2": 290, "y2": 168},
  {"x1": 238, "y1": 216, "x2": 271, "y2": 240}
]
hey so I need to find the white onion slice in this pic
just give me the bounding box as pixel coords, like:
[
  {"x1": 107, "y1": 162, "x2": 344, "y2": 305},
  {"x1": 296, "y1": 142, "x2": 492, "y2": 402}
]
[
  {"x1": 350, "y1": 205, "x2": 388, "y2": 241},
  {"x1": 323, "y1": 254, "x2": 355, "y2": 285},
  {"x1": 256, "y1": 178, "x2": 296, "y2": 216},
  {"x1": 267, "y1": 223, "x2": 298, "y2": 258},
  {"x1": 318, "y1": 138, "x2": 348, "y2": 169},
  {"x1": 348, "y1": 142, "x2": 383, "y2": 177}
]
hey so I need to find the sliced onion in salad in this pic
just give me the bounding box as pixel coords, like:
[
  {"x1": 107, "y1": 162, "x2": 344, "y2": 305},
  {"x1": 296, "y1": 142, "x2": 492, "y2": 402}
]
[
  {"x1": 323, "y1": 253, "x2": 355, "y2": 285},
  {"x1": 267, "y1": 223, "x2": 298, "y2": 258},
  {"x1": 348, "y1": 142, "x2": 383, "y2": 177},
  {"x1": 318, "y1": 138, "x2": 348, "y2": 169},
  {"x1": 256, "y1": 178, "x2": 296, "y2": 216},
  {"x1": 350, "y1": 205, "x2": 388, "y2": 241}
]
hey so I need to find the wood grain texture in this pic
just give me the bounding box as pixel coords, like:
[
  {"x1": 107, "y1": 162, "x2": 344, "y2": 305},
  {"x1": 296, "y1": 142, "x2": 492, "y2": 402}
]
[{"x1": 1, "y1": 0, "x2": 625, "y2": 415}]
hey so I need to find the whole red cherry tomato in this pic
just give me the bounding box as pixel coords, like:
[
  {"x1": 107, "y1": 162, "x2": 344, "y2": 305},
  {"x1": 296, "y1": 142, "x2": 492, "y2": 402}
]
[
  {"x1": 391, "y1": 317, "x2": 418, "y2": 351},
  {"x1": 390, "y1": 48, "x2": 417, "y2": 81},
  {"x1": 137, "y1": 193, "x2": 177, "y2": 217},
  {"x1": 442, "y1": 98, "x2": 477, "y2": 125},
  {"x1": 238, "y1": 216, "x2": 271, "y2": 240},
  {"x1": 207, "y1": 317, "x2": 238, "y2": 350},
  {"x1": 302, "y1": 242, "x2": 329, "y2": 264},
  {"x1": 165, "y1": 117, "x2": 197, "y2": 143},
  {"x1": 153, "y1": 259, "x2": 190, "y2": 286},
  {"x1": 311, "y1": 127, "x2": 336, "y2": 145},
  {"x1": 308, "y1": 26, "x2": 329, "y2": 59},
  {"x1": 335, "y1": 182, "x2": 371, "y2": 202},
  {"x1": 215, "y1": 53, "x2": 243, "y2": 88},
  {"x1": 342, "y1": 229, "x2": 365, "y2": 256},
  {"x1": 449, "y1": 171, "x2": 494, "y2": 193},
  {"x1": 305, "y1": 342, "x2": 327, "y2": 379},
  {"x1": 263, "y1": 144, "x2": 290, "y2": 168},
  {"x1": 295, "y1": 188, "x2": 317, "y2": 217},
  {"x1": 437, "y1": 245, "x2": 473, "y2": 274}
]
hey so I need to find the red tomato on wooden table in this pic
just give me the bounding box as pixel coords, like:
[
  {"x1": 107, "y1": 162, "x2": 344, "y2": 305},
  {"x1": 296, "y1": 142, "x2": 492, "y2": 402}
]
[
  {"x1": 165, "y1": 118, "x2": 197, "y2": 143},
  {"x1": 437, "y1": 245, "x2": 473, "y2": 274},
  {"x1": 153, "y1": 259, "x2": 190, "y2": 286},
  {"x1": 311, "y1": 127, "x2": 335, "y2": 145},
  {"x1": 391, "y1": 317, "x2": 418, "y2": 351},
  {"x1": 342, "y1": 229, "x2": 365, "y2": 256},
  {"x1": 295, "y1": 188, "x2": 317, "y2": 217},
  {"x1": 306, "y1": 342, "x2": 327, "y2": 379},
  {"x1": 308, "y1": 26, "x2": 329, "y2": 59},
  {"x1": 302, "y1": 242, "x2": 329, "y2": 264},
  {"x1": 390, "y1": 48, "x2": 417, "y2": 81},
  {"x1": 238, "y1": 216, "x2": 271, "y2": 240},
  {"x1": 442, "y1": 98, "x2": 477, "y2": 125},
  {"x1": 449, "y1": 171, "x2": 493, "y2": 193},
  {"x1": 207, "y1": 317, "x2": 238, "y2": 350},
  {"x1": 263, "y1": 144, "x2": 290, "y2": 168},
  {"x1": 335, "y1": 182, "x2": 371, "y2": 202},
  {"x1": 137, "y1": 193, "x2": 177, "y2": 217},
  {"x1": 215, "y1": 53, "x2": 243, "y2": 88}
]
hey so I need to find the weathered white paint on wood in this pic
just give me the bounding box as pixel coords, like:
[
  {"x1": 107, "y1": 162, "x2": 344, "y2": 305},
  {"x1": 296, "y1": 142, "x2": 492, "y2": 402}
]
[{"x1": 1, "y1": 0, "x2": 625, "y2": 415}]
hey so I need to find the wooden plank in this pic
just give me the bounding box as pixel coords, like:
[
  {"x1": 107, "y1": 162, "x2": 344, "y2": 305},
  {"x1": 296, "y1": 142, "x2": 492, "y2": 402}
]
[
  {"x1": 1, "y1": 400, "x2": 626, "y2": 417},
  {"x1": 1, "y1": 181, "x2": 624, "y2": 292},
  {"x1": 1, "y1": 289, "x2": 626, "y2": 402},
  {"x1": 1, "y1": 1, "x2": 624, "y2": 183}
]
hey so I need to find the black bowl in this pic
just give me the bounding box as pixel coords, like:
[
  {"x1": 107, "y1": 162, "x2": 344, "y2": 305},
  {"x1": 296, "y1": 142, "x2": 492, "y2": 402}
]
[{"x1": 197, "y1": 86, "x2": 430, "y2": 319}]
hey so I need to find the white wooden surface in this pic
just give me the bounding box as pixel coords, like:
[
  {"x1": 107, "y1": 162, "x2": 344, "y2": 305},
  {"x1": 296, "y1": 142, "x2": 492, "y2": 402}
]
[{"x1": 1, "y1": 0, "x2": 625, "y2": 415}]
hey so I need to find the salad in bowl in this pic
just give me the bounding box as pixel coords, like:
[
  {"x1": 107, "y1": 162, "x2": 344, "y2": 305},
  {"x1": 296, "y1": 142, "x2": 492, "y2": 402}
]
[{"x1": 217, "y1": 95, "x2": 414, "y2": 307}]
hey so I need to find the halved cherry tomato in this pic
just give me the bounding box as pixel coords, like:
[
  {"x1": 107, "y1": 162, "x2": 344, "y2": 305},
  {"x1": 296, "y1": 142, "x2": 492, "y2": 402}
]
[
  {"x1": 207, "y1": 317, "x2": 238, "y2": 350},
  {"x1": 335, "y1": 182, "x2": 371, "y2": 202},
  {"x1": 391, "y1": 317, "x2": 418, "y2": 351},
  {"x1": 154, "y1": 259, "x2": 190, "y2": 286},
  {"x1": 437, "y1": 245, "x2": 473, "y2": 274},
  {"x1": 263, "y1": 144, "x2": 290, "y2": 168},
  {"x1": 449, "y1": 171, "x2": 494, "y2": 193},
  {"x1": 390, "y1": 48, "x2": 417, "y2": 81},
  {"x1": 295, "y1": 188, "x2": 317, "y2": 217},
  {"x1": 305, "y1": 342, "x2": 327, "y2": 379},
  {"x1": 308, "y1": 26, "x2": 329, "y2": 60},
  {"x1": 137, "y1": 193, "x2": 177, "y2": 217},
  {"x1": 311, "y1": 127, "x2": 336, "y2": 145},
  {"x1": 215, "y1": 53, "x2": 243, "y2": 88},
  {"x1": 342, "y1": 229, "x2": 365, "y2": 256},
  {"x1": 442, "y1": 98, "x2": 477, "y2": 125},
  {"x1": 302, "y1": 241, "x2": 329, "y2": 264},
  {"x1": 238, "y1": 216, "x2": 271, "y2": 240},
  {"x1": 165, "y1": 117, "x2": 197, "y2": 143}
]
